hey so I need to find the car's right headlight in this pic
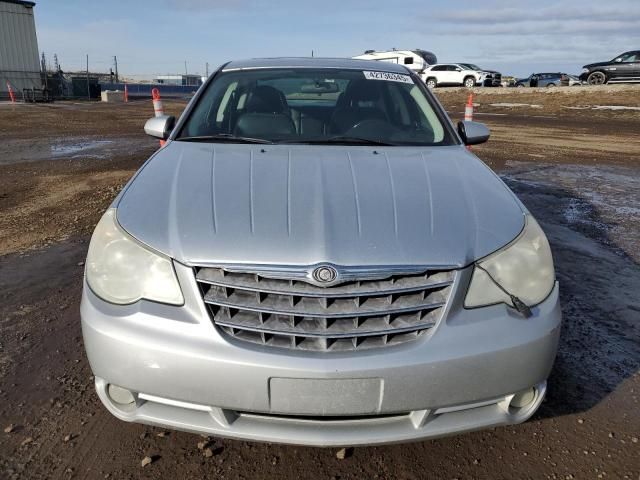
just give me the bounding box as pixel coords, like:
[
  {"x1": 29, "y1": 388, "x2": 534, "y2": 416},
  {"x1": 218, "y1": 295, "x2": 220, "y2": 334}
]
[
  {"x1": 465, "y1": 215, "x2": 555, "y2": 309},
  {"x1": 85, "y1": 209, "x2": 184, "y2": 306}
]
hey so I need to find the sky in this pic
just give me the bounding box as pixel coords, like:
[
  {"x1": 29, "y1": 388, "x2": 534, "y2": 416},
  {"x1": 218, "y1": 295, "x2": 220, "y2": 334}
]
[{"x1": 33, "y1": 0, "x2": 640, "y2": 79}]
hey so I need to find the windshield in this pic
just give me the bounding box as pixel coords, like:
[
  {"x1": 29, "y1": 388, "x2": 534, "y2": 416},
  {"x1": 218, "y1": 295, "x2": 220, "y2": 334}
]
[
  {"x1": 176, "y1": 68, "x2": 453, "y2": 146},
  {"x1": 461, "y1": 64, "x2": 482, "y2": 70}
]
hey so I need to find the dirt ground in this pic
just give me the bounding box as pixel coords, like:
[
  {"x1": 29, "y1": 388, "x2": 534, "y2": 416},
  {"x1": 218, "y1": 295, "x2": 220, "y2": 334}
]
[{"x1": 1, "y1": 87, "x2": 639, "y2": 479}]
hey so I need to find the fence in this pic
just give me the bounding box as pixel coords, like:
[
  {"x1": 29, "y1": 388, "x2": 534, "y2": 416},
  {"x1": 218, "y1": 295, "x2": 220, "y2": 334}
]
[
  {"x1": 0, "y1": 69, "x2": 42, "y2": 100},
  {"x1": 99, "y1": 82, "x2": 199, "y2": 98},
  {"x1": 1, "y1": 69, "x2": 201, "y2": 101}
]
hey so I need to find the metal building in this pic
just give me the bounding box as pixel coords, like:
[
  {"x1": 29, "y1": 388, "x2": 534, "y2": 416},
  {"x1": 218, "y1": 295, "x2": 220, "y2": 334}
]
[
  {"x1": 155, "y1": 74, "x2": 203, "y2": 87},
  {"x1": 0, "y1": 0, "x2": 41, "y2": 98}
]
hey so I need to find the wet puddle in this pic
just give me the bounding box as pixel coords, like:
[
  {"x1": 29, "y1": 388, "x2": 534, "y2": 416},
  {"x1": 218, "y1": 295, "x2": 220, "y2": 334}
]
[
  {"x1": 50, "y1": 139, "x2": 115, "y2": 158},
  {"x1": 0, "y1": 136, "x2": 157, "y2": 165},
  {"x1": 502, "y1": 161, "x2": 640, "y2": 262}
]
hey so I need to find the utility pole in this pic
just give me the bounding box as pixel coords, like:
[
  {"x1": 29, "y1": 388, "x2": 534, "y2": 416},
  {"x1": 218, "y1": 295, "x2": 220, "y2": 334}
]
[
  {"x1": 114, "y1": 55, "x2": 119, "y2": 83},
  {"x1": 184, "y1": 61, "x2": 188, "y2": 75},
  {"x1": 41, "y1": 52, "x2": 48, "y2": 90},
  {"x1": 86, "y1": 54, "x2": 90, "y2": 99},
  {"x1": 206, "y1": 62, "x2": 209, "y2": 77}
]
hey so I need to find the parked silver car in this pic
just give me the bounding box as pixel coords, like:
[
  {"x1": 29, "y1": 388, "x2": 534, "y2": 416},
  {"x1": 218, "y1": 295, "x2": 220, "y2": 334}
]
[{"x1": 81, "y1": 58, "x2": 561, "y2": 446}]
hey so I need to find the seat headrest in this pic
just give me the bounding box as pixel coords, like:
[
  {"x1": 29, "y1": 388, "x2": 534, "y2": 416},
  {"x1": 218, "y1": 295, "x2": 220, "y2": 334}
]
[
  {"x1": 245, "y1": 85, "x2": 288, "y2": 113},
  {"x1": 344, "y1": 80, "x2": 382, "y2": 105},
  {"x1": 234, "y1": 113, "x2": 296, "y2": 137}
]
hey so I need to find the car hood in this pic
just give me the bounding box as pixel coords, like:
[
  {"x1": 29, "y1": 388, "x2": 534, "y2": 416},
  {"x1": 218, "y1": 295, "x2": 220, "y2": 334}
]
[
  {"x1": 116, "y1": 142, "x2": 525, "y2": 268},
  {"x1": 583, "y1": 61, "x2": 610, "y2": 69}
]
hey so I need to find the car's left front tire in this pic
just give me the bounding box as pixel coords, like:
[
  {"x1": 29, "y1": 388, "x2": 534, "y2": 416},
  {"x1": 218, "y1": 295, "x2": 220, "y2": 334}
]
[{"x1": 587, "y1": 71, "x2": 607, "y2": 85}]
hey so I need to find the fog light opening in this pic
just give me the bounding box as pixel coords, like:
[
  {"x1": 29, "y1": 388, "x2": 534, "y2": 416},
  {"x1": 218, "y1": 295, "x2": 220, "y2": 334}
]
[
  {"x1": 107, "y1": 384, "x2": 136, "y2": 406},
  {"x1": 509, "y1": 387, "x2": 537, "y2": 412}
]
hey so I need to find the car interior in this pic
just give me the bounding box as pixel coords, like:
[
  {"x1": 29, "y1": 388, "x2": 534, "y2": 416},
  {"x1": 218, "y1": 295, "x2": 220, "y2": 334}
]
[{"x1": 179, "y1": 71, "x2": 445, "y2": 145}]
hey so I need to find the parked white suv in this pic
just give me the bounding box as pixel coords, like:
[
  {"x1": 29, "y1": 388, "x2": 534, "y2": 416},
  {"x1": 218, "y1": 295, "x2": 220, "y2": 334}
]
[{"x1": 424, "y1": 63, "x2": 502, "y2": 88}]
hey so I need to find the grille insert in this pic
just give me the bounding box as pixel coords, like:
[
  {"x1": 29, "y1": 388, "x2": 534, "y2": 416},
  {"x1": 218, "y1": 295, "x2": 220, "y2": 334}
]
[{"x1": 196, "y1": 267, "x2": 454, "y2": 352}]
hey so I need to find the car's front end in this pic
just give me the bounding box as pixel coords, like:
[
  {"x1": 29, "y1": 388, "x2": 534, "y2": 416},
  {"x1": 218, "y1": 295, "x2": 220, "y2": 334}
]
[
  {"x1": 81, "y1": 58, "x2": 561, "y2": 446},
  {"x1": 579, "y1": 62, "x2": 610, "y2": 83},
  {"x1": 579, "y1": 67, "x2": 592, "y2": 83},
  {"x1": 82, "y1": 260, "x2": 559, "y2": 445},
  {"x1": 477, "y1": 70, "x2": 502, "y2": 87}
]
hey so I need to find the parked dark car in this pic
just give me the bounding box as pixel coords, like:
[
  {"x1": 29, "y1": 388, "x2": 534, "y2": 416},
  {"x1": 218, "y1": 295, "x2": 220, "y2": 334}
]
[
  {"x1": 514, "y1": 73, "x2": 569, "y2": 88},
  {"x1": 579, "y1": 51, "x2": 640, "y2": 85}
]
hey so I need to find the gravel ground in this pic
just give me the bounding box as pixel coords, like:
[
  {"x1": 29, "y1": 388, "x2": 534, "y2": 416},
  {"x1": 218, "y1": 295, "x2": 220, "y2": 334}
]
[{"x1": 1, "y1": 88, "x2": 639, "y2": 479}]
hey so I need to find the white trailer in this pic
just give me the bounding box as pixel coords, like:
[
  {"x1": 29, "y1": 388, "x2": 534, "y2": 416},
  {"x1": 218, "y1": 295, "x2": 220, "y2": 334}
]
[{"x1": 352, "y1": 49, "x2": 437, "y2": 81}]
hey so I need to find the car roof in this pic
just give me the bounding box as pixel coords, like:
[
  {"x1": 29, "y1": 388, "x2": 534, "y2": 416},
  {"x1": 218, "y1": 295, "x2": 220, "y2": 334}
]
[{"x1": 221, "y1": 57, "x2": 410, "y2": 73}]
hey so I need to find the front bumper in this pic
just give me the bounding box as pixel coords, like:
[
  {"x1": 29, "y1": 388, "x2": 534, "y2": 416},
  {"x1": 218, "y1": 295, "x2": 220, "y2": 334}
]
[
  {"x1": 481, "y1": 78, "x2": 502, "y2": 87},
  {"x1": 81, "y1": 263, "x2": 561, "y2": 446}
]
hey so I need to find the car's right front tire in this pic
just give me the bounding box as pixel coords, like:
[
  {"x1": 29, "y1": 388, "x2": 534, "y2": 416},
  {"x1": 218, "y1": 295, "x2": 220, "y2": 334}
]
[
  {"x1": 587, "y1": 71, "x2": 607, "y2": 85},
  {"x1": 426, "y1": 78, "x2": 437, "y2": 89}
]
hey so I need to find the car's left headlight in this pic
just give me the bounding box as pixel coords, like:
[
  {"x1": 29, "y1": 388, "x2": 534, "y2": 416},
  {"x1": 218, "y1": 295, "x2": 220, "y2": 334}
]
[
  {"x1": 85, "y1": 209, "x2": 184, "y2": 306},
  {"x1": 465, "y1": 215, "x2": 555, "y2": 309}
]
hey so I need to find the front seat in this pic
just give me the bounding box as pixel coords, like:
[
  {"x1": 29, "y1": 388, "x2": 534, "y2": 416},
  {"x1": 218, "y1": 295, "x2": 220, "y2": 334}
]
[
  {"x1": 329, "y1": 80, "x2": 388, "y2": 134},
  {"x1": 234, "y1": 86, "x2": 296, "y2": 137}
]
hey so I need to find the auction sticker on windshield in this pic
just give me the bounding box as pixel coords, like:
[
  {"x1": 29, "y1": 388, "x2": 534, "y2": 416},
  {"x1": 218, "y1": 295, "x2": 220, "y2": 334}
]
[{"x1": 363, "y1": 71, "x2": 413, "y2": 84}]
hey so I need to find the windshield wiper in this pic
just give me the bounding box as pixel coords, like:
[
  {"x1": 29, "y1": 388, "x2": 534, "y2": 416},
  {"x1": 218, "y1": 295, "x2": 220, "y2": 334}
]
[
  {"x1": 282, "y1": 136, "x2": 396, "y2": 146},
  {"x1": 177, "y1": 134, "x2": 273, "y2": 144}
]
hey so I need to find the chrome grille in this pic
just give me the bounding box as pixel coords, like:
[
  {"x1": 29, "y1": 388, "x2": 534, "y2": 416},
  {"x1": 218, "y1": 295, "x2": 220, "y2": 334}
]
[{"x1": 195, "y1": 267, "x2": 454, "y2": 352}]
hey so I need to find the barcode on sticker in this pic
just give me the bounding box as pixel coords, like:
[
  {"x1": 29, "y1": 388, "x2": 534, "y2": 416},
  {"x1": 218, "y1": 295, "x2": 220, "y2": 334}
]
[{"x1": 363, "y1": 71, "x2": 413, "y2": 84}]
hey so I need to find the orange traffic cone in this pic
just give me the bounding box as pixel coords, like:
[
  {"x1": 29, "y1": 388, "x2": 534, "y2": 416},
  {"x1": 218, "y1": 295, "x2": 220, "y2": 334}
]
[
  {"x1": 152, "y1": 88, "x2": 164, "y2": 116},
  {"x1": 6, "y1": 82, "x2": 15, "y2": 103},
  {"x1": 151, "y1": 88, "x2": 166, "y2": 147},
  {"x1": 464, "y1": 93, "x2": 474, "y2": 122}
]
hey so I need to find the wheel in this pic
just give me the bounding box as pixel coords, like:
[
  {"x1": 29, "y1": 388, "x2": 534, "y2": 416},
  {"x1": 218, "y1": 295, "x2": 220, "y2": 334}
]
[
  {"x1": 516, "y1": 83, "x2": 525, "y2": 88},
  {"x1": 587, "y1": 71, "x2": 607, "y2": 85},
  {"x1": 546, "y1": 83, "x2": 556, "y2": 88},
  {"x1": 426, "y1": 78, "x2": 437, "y2": 89},
  {"x1": 464, "y1": 77, "x2": 476, "y2": 88}
]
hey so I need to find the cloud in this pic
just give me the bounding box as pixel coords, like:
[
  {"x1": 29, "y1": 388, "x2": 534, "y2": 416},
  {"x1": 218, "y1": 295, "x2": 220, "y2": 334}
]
[
  {"x1": 162, "y1": 0, "x2": 246, "y2": 9},
  {"x1": 421, "y1": 0, "x2": 640, "y2": 71},
  {"x1": 447, "y1": 20, "x2": 640, "y2": 36},
  {"x1": 434, "y1": 4, "x2": 640, "y2": 24},
  {"x1": 429, "y1": 2, "x2": 640, "y2": 37}
]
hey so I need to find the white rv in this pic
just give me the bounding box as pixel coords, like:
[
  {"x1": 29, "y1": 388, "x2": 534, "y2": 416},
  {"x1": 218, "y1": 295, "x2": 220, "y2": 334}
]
[{"x1": 352, "y1": 49, "x2": 438, "y2": 80}]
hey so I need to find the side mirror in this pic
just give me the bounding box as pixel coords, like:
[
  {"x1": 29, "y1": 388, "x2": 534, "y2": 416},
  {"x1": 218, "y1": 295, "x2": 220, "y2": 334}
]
[
  {"x1": 144, "y1": 115, "x2": 175, "y2": 140},
  {"x1": 458, "y1": 121, "x2": 490, "y2": 146},
  {"x1": 614, "y1": 58, "x2": 623, "y2": 63}
]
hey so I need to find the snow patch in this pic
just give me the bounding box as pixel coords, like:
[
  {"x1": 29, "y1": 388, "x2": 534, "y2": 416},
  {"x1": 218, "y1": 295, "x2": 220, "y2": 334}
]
[{"x1": 489, "y1": 103, "x2": 543, "y2": 108}]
